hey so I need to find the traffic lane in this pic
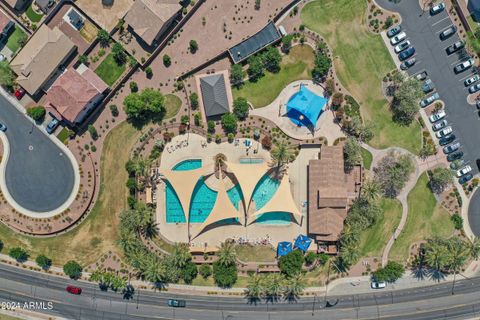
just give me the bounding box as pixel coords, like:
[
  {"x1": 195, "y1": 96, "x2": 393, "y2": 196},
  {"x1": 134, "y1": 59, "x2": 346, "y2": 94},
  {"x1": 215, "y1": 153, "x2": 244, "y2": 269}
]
[
  {"x1": 0, "y1": 93, "x2": 75, "y2": 212},
  {"x1": 469, "y1": 189, "x2": 480, "y2": 236}
]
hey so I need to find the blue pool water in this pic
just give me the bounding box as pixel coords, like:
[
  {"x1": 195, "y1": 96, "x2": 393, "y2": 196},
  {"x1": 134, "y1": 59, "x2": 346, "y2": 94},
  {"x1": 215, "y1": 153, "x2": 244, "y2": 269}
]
[
  {"x1": 173, "y1": 159, "x2": 202, "y2": 171},
  {"x1": 165, "y1": 181, "x2": 187, "y2": 223},
  {"x1": 252, "y1": 174, "x2": 280, "y2": 210},
  {"x1": 286, "y1": 85, "x2": 328, "y2": 128},
  {"x1": 189, "y1": 180, "x2": 218, "y2": 223},
  {"x1": 227, "y1": 184, "x2": 243, "y2": 210},
  {"x1": 256, "y1": 212, "x2": 291, "y2": 225},
  {"x1": 239, "y1": 158, "x2": 264, "y2": 164}
]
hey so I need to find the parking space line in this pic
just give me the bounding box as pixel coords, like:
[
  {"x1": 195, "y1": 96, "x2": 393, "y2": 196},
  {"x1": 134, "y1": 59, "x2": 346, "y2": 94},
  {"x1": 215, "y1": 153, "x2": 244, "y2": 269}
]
[
  {"x1": 431, "y1": 16, "x2": 450, "y2": 27},
  {"x1": 458, "y1": 74, "x2": 475, "y2": 82},
  {"x1": 435, "y1": 24, "x2": 454, "y2": 34}
]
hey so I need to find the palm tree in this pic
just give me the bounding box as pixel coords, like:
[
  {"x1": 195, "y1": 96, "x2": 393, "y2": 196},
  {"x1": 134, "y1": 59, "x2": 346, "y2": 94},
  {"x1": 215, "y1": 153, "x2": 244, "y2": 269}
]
[
  {"x1": 424, "y1": 238, "x2": 448, "y2": 281},
  {"x1": 270, "y1": 142, "x2": 294, "y2": 169},
  {"x1": 447, "y1": 238, "x2": 468, "y2": 295},
  {"x1": 171, "y1": 243, "x2": 192, "y2": 268},
  {"x1": 338, "y1": 243, "x2": 360, "y2": 271},
  {"x1": 142, "y1": 255, "x2": 167, "y2": 284},
  {"x1": 111, "y1": 275, "x2": 128, "y2": 291},
  {"x1": 265, "y1": 273, "x2": 284, "y2": 302},
  {"x1": 245, "y1": 274, "x2": 264, "y2": 303},
  {"x1": 217, "y1": 241, "x2": 237, "y2": 266},
  {"x1": 466, "y1": 237, "x2": 480, "y2": 260},
  {"x1": 284, "y1": 273, "x2": 306, "y2": 301},
  {"x1": 361, "y1": 179, "x2": 381, "y2": 203}
]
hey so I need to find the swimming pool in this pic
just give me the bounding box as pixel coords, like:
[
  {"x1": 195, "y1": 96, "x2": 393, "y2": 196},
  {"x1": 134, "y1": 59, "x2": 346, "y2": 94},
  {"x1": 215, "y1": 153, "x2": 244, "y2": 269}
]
[
  {"x1": 286, "y1": 85, "x2": 328, "y2": 128},
  {"x1": 252, "y1": 174, "x2": 280, "y2": 210},
  {"x1": 165, "y1": 181, "x2": 187, "y2": 223},
  {"x1": 227, "y1": 184, "x2": 243, "y2": 210},
  {"x1": 172, "y1": 159, "x2": 202, "y2": 171},
  {"x1": 256, "y1": 212, "x2": 291, "y2": 225}
]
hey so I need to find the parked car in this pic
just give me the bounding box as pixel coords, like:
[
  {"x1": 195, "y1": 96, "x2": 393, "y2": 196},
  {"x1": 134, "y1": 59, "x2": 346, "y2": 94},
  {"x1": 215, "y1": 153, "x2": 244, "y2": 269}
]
[
  {"x1": 465, "y1": 74, "x2": 480, "y2": 86},
  {"x1": 0, "y1": 54, "x2": 5, "y2": 62},
  {"x1": 400, "y1": 58, "x2": 416, "y2": 70},
  {"x1": 454, "y1": 58, "x2": 474, "y2": 73},
  {"x1": 371, "y1": 281, "x2": 387, "y2": 289},
  {"x1": 398, "y1": 47, "x2": 415, "y2": 61},
  {"x1": 443, "y1": 142, "x2": 461, "y2": 154},
  {"x1": 469, "y1": 83, "x2": 480, "y2": 94},
  {"x1": 168, "y1": 299, "x2": 186, "y2": 307},
  {"x1": 432, "y1": 119, "x2": 447, "y2": 131},
  {"x1": 415, "y1": 71, "x2": 428, "y2": 81},
  {"x1": 422, "y1": 79, "x2": 435, "y2": 93},
  {"x1": 436, "y1": 126, "x2": 452, "y2": 138},
  {"x1": 446, "y1": 40, "x2": 465, "y2": 54},
  {"x1": 429, "y1": 110, "x2": 446, "y2": 123},
  {"x1": 447, "y1": 151, "x2": 464, "y2": 162},
  {"x1": 459, "y1": 173, "x2": 474, "y2": 184},
  {"x1": 0, "y1": 123, "x2": 6, "y2": 132},
  {"x1": 430, "y1": 2, "x2": 446, "y2": 15},
  {"x1": 440, "y1": 25, "x2": 457, "y2": 40},
  {"x1": 456, "y1": 165, "x2": 472, "y2": 177},
  {"x1": 46, "y1": 118, "x2": 59, "y2": 134},
  {"x1": 394, "y1": 40, "x2": 411, "y2": 53},
  {"x1": 387, "y1": 26, "x2": 402, "y2": 38},
  {"x1": 439, "y1": 134, "x2": 456, "y2": 146},
  {"x1": 66, "y1": 285, "x2": 82, "y2": 295},
  {"x1": 390, "y1": 32, "x2": 406, "y2": 45},
  {"x1": 450, "y1": 159, "x2": 465, "y2": 170},
  {"x1": 14, "y1": 88, "x2": 25, "y2": 100},
  {"x1": 420, "y1": 92, "x2": 440, "y2": 108}
]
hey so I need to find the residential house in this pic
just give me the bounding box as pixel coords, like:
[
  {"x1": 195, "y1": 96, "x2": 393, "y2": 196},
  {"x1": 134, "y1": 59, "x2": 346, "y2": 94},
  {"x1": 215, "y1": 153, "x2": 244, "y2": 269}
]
[
  {"x1": 44, "y1": 64, "x2": 108, "y2": 126},
  {"x1": 5, "y1": 0, "x2": 29, "y2": 11},
  {"x1": 10, "y1": 25, "x2": 76, "y2": 96},
  {"x1": 34, "y1": 0, "x2": 55, "y2": 15},
  {"x1": 123, "y1": 0, "x2": 181, "y2": 48}
]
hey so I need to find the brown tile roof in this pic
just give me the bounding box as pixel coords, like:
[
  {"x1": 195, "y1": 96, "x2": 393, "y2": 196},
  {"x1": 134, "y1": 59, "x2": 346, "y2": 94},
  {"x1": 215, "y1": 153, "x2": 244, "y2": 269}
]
[
  {"x1": 44, "y1": 66, "x2": 107, "y2": 123},
  {"x1": 124, "y1": 0, "x2": 180, "y2": 46},
  {"x1": 0, "y1": 10, "x2": 11, "y2": 31},
  {"x1": 310, "y1": 208, "x2": 346, "y2": 242},
  {"x1": 10, "y1": 25, "x2": 76, "y2": 95}
]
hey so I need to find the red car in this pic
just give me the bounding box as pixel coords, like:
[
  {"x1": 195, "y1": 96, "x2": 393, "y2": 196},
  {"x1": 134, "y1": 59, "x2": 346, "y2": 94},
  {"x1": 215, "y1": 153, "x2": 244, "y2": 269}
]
[
  {"x1": 66, "y1": 285, "x2": 82, "y2": 295},
  {"x1": 14, "y1": 88, "x2": 25, "y2": 100}
]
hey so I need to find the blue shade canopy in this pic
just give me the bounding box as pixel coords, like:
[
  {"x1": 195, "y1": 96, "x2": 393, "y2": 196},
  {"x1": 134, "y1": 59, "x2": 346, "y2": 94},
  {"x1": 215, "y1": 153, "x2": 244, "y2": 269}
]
[
  {"x1": 277, "y1": 241, "x2": 293, "y2": 257},
  {"x1": 286, "y1": 85, "x2": 328, "y2": 128},
  {"x1": 294, "y1": 234, "x2": 312, "y2": 253}
]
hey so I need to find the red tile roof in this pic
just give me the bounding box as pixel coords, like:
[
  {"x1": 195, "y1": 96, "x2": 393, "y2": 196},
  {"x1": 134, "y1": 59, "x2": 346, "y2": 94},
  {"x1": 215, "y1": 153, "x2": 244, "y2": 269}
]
[{"x1": 0, "y1": 10, "x2": 11, "y2": 31}]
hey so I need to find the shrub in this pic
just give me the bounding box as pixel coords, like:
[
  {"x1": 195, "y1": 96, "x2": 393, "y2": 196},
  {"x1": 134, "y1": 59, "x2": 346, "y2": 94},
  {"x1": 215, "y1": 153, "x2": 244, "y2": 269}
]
[
  {"x1": 163, "y1": 54, "x2": 171, "y2": 67},
  {"x1": 145, "y1": 67, "x2": 153, "y2": 78},
  {"x1": 27, "y1": 106, "x2": 46, "y2": 121},
  {"x1": 88, "y1": 125, "x2": 98, "y2": 140},
  {"x1": 181, "y1": 115, "x2": 189, "y2": 125},
  {"x1": 189, "y1": 92, "x2": 199, "y2": 109},
  {"x1": 207, "y1": 120, "x2": 215, "y2": 133},
  {"x1": 221, "y1": 113, "x2": 238, "y2": 133},
  {"x1": 110, "y1": 104, "x2": 119, "y2": 117},
  {"x1": 318, "y1": 253, "x2": 329, "y2": 265},
  {"x1": 9, "y1": 247, "x2": 28, "y2": 262},
  {"x1": 451, "y1": 214, "x2": 463, "y2": 230},
  {"x1": 194, "y1": 112, "x2": 201, "y2": 126},
  {"x1": 36, "y1": 254, "x2": 52, "y2": 270},
  {"x1": 63, "y1": 260, "x2": 83, "y2": 279},
  {"x1": 213, "y1": 261, "x2": 237, "y2": 288},
  {"x1": 261, "y1": 135, "x2": 272, "y2": 149},
  {"x1": 182, "y1": 261, "x2": 198, "y2": 284},
  {"x1": 304, "y1": 252, "x2": 317, "y2": 265},
  {"x1": 78, "y1": 54, "x2": 88, "y2": 65},
  {"x1": 332, "y1": 93, "x2": 344, "y2": 107},
  {"x1": 189, "y1": 40, "x2": 198, "y2": 53},
  {"x1": 372, "y1": 261, "x2": 405, "y2": 283},
  {"x1": 233, "y1": 97, "x2": 249, "y2": 120},
  {"x1": 199, "y1": 264, "x2": 212, "y2": 279},
  {"x1": 112, "y1": 42, "x2": 127, "y2": 65},
  {"x1": 129, "y1": 81, "x2": 138, "y2": 92},
  {"x1": 97, "y1": 29, "x2": 110, "y2": 46}
]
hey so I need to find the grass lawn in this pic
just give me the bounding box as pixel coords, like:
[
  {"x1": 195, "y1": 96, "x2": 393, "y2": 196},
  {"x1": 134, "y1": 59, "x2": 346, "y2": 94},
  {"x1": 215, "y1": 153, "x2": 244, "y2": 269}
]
[
  {"x1": 232, "y1": 45, "x2": 315, "y2": 108},
  {"x1": 234, "y1": 244, "x2": 276, "y2": 263},
  {"x1": 0, "y1": 122, "x2": 143, "y2": 266},
  {"x1": 360, "y1": 147, "x2": 373, "y2": 170},
  {"x1": 164, "y1": 94, "x2": 182, "y2": 119},
  {"x1": 95, "y1": 53, "x2": 126, "y2": 86},
  {"x1": 390, "y1": 173, "x2": 455, "y2": 261},
  {"x1": 6, "y1": 26, "x2": 26, "y2": 53},
  {"x1": 56, "y1": 127, "x2": 74, "y2": 144},
  {"x1": 358, "y1": 198, "x2": 402, "y2": 257},
  {"x1": 301, "y1": 0, "x2": 422, "y2": 154},
  {"x1": 25, "y1": 4, "x2": 43, "y2": 23}
]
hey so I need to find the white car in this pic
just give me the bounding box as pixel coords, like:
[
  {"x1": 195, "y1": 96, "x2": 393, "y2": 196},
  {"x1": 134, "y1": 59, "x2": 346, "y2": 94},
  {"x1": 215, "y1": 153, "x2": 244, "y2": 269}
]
[
  {"x1": 454, "y1": 59, "x2": 474, "y2": 73},
  {"x1": 432, "y1": 120, "x2": 447, "y2": 131},
  {"x1": 456, "y1": 165, "x2": 472, "y2": 177},
  {"x1": 371, "y1": 281, "x2": 387, "y2": 289},
  {"x1": 436, "y1": 126, "x2": 452, "y2": 138},
  {"x1": 394, "y1": 40, "x2": 411, "y2": 53},
  {"x1": 390, "y1": 32, "x2": 406, "y2": 45},
  {"x1": 429, "y1": 110, "x2": 446, "y2": 123},
  {"x1": 464, "y1": 74, "x2": 480, "y2": 86}
]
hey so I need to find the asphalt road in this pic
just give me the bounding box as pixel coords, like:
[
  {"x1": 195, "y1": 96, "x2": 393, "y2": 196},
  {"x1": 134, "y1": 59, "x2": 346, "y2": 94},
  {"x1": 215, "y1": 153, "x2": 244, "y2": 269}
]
[
  {"x1": 376, "y1": 0, "x2": 480, "y2": 236},
  {"x1": 0, "y1": 93, "x2": 75, "y2": 212},
  {"x1": 0, "y1": 263, "x2": 480, "y2": 319}
]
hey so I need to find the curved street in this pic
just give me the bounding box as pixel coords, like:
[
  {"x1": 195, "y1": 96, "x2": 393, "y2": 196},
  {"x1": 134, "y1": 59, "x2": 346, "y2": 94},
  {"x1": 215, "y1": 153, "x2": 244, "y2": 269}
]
[
  {"x1": 469, "y1": 189, "x2": 480, "y2": 236},
  {"x1": 0, "y1": 92, "x2": 75, "y2": 212}
]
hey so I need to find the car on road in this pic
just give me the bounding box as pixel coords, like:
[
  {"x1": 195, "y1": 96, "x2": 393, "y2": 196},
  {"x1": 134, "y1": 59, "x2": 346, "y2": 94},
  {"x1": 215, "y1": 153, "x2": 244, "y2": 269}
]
[
  {"x1": 439, "y1": 134, "x2": 456, "y2": 146},
  {"x1": 415, "y1": 71, "x2": 428, "y2": 81},
  {"x1": 446, "y1": 40, "x2": 465, "y2": 55},
  {"x1": 459, "y1": 173, "x2": 474, "y2": 184},
  {"x1": 390, "y1": 32, "x2": 406, "y2": 45},
  {"x1": 432, "y1": 119, "x2": 447, "y2": 131},
  {"x1": 394, "y1": 40, "x2": 411, "y2": 53},
  {"x1": 168, "y1": 299, "x2": 186, "y2": 307},
  {"x1": 371, "y1": 281, "x2": 387, "y2": 289},
  {"x1": 429, "y1": 110, "x2": 446, "y2": 123},
  {"x1": 443, "y1": 142, "x2": 461, "y2": 154},
  {"x1": 422, "y1": 79, "x2": 435, "y2": 93},
  {"x1": 66, "y1": 285, "x2": 82, "y2": 295},
  {"x1": 469, "y1": 83, "x2": 480, "y2": 94},
  {"x1": 454, "y1": 58, "x2": 474, "y2": 73},
  {"x1": 398, "y1": 47, "x2": 415, "y2": 61},
  {"x1": 14, "y1": 88, "x2": 25, "y2": 100},
  {"x1": 465, "y1": 74, "x2": 480, "y2": 87},
  {"x1": 440, "y1": 26, "x2": 457, "y2": 40},
  {"x1": 420, "y1": 92, "x2": 440, "y2": 108},
  {"x1": 400, "y1": 58, "x2": 416, "y2": 70},
  {"x1": 46, "y1": 118, "x2": 59, "y2": 134},
  {"x1": 477, "y1": 100, "x2": 480, "y2": 110},
  {"x1": 456, "y1": 165, "x2": 472, "y2": 177},
  {"x1": 447, "y1": 151, "x2": 464, "y2": 162},
  {"x1": 387, "y1": 26, "x2": 402, "y2": 38},
  {"x1": 436, "y1": 126, "x2": 452, "y2": 138},
  {"x1": 430, "y1": 2, "x2": 446, "y2": 15},
  {"x1": 0, "y1": 123, "x2": 6, "y2": 132},
  {"x1": 450, "y1": 159, "x2": 465, "y2": 170}
]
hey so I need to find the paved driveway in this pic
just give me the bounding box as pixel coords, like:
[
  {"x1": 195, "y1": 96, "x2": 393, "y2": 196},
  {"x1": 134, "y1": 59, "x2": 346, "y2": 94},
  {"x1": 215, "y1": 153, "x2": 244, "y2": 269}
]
[
  {"x1": 0, "y1": 94, "x2": 75, "y2": 212},
  {"x1": 377, "y1": 0, "x2": 480, "y2": 235}
]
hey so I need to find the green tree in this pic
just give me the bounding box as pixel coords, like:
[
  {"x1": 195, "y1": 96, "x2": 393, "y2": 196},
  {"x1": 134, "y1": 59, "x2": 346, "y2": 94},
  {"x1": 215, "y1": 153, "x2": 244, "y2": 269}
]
[
  {"x1": 230, "y1": 64, "x2": 246, "y2": 88},
  {"x1": 171, "y1": 244, "x2": 192, "y2": 269},
  {"x1": 278, "y1": 250, "x2": 304, "y2": 277},
  {"x1": 217, "y1": 241, "x2": 236, "y2": 266},
  {"x1": 233, "y1": 97, "x2": 250, "y2": 120},
  {"x1": 189, "y1": 92, "x2": 199, "y2": 109},
  {"x1": 429, "y1": 167, "x2": 453, "y2": 194},
  {"x1": 271, "y1": 142, "x2": 294, "y2": 168},
  {"x1": 9, "y1": 247, "x2": 28, "y2": 262},
  {"x1": 189, "y1": 39, "x2": 198, "y2": 53},
  {"x1": 392, "y1": 78, "x2": 423, "y2": 125},
  {"x1": 312, "y1": 52, "x2": 331, "y2": 80},
  {"x1": 373, "y1": 261, "x2": 405, "y2": 282},
  {"x1": 123, "y1": 88, "x2": 165, "y2": 122},
  {"x1": 423, "y1": 238, "x2": 449, "y2": 280},
  {"x1": 304, "y1": 251, "x2": 317, "y2": 265},
  {"x1": 63, "y1": 260, "x2": 83, "y2": 279},
  {"x1": 163, "y1": 54, "x2": 171, "y2": 67},
  {"x1": 78, "y1": 54, "x2": 88, "y2": 65},
  {"x1": 213, "y1": 261, "x2": 237, "y2": 288},
  {"x1": 221, "y1": 113, "x2": 238, "y2": 133},
  {"x1": 27, "y1": 106, "x2": 46, "y2": 121},
  {"x1": 247, "y1": 55, "x2": 264, "y2": 81},
  {"x1": 0, "y1": 61, "x2": 14, "y2": 88},
  {"x1": 35, "y1": 254, "x2": 52, "y2": 270},
  {"x1": 374, "y1": 151, "x2": 415, "y2": 198},
  {"x1": 130, "y1": 81, "x2": 138, "y2": 92},
  {"x1": 112, "y1": 42, "x2": 127, "y2": 65},
  {"x1": 262, "y1": 46, "x2": 282, "y2": 73},
  {"x1": 88, "y1": 124, "x2": 98, "y2": 140},
  {"x1": 264, "y1": 273, "x2": 284, "y2": 300},
  {"x1": 199, "y1": 264, "x2": 212, "y2": 279},
  {"x1": 245, "y1": 274, "x2": 264, "y2": 301},
  {"x1": 281, "y1": 34, "x2": 294, "y2": 52},
  {"x1": 97, "y1": 29, "x2": 110, "y2": 47},
  {"x1": 343, "y1": 137, "x2": 362, "y2": 170},
  {"x1": 141, "y1": 254, "x2": 168, "y2": 283},
  {"x1": 283, "y1": 273, "x2": 306, "y2": 300},
  {"x1": 207, "y1": 120, "x2": 215, "y2": 133},
  {"x1": 361, "y1": 179, "x2": 381, "y2": 203},
  {"x1": 182, "y1": 261, "x2": 198, "y2": 284},
  {"x1": 145, "y1": 67, "x2": 153, "y2": 78}
]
